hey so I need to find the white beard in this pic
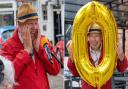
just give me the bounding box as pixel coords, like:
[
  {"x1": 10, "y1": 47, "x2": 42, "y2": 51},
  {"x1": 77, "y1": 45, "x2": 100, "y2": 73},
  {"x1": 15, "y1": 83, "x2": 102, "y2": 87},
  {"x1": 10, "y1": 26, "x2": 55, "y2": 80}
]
[{"x1": 0, "y1": 56, "x2": 15, "y2": 89}]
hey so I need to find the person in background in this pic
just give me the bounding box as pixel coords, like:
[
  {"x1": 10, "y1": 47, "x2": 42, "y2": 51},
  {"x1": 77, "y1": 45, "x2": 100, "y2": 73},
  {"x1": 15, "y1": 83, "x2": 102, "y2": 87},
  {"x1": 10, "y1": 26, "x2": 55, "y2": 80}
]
[{"x1": 0, "y1": 55, "x2": 15, "y2": 89}]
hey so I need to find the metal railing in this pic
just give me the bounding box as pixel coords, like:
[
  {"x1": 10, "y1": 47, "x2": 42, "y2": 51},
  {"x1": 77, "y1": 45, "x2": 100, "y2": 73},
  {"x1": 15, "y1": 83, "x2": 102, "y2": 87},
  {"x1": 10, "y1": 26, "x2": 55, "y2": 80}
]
[{"x1": 64, "y1": 70, "x2": 128, "y2": 89}]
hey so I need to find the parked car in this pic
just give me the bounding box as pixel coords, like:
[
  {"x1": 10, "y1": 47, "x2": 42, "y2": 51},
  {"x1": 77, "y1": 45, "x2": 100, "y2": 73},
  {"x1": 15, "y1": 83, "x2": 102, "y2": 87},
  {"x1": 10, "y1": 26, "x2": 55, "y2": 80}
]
[{"x1": 0, "y1": 25, "x2": 16, "y2": 48}]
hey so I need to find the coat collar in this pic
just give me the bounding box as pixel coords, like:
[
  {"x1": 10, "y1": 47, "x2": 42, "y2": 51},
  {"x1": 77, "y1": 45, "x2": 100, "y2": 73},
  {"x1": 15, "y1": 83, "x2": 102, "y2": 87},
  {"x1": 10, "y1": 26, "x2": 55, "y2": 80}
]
[
  {"x1": 88, "y1": 45, "x2": 103, "y2": 67},
  {"x1": 11, "y1": 28, "x2": 24, "y2": 49}
]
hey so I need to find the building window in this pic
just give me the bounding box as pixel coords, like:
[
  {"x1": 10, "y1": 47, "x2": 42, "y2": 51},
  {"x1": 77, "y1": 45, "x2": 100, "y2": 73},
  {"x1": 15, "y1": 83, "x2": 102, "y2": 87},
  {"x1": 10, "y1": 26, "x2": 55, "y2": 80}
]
[
  {"x1": 0, "y1": 11, "x2": 14, "y2": 26},
  {"x1": 42, "y1": 5, "x2": 47, "y2": 20},
  {"x1": 0, "y1": 3, "x2": 13, "y2": 8},
  {"x1": 43, "y1": 25, "x2": 47, "y2": 31}
]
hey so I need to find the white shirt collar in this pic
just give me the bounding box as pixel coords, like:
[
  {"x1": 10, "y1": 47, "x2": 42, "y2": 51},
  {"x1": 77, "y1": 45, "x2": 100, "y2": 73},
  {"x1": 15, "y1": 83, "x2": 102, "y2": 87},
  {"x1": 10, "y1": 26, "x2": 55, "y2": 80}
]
[
  {"x1": 89, "y1": 45, "x2": 102, "y2": 66},
  {"x1": 90, "y1": 46, "x2": 102, "y2": 54}
]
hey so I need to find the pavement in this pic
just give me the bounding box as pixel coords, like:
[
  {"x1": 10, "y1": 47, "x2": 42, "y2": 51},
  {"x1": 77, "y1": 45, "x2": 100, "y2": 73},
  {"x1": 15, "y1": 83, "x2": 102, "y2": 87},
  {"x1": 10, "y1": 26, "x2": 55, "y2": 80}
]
[{"x1": 48, "y1": 69, "x2": 64, "y2": 89}]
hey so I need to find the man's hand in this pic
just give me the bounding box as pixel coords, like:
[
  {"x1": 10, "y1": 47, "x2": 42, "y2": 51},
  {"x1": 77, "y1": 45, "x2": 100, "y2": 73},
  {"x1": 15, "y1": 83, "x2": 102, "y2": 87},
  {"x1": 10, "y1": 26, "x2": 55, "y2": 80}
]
[
  {"x1": 33, "y1": 28, "x2": 41, "y2": 53},
  {"x1": 21, "y1": 25, "x2": 33, "y2": 54},
  {"x1": 117, "y1": 42, "x2": 125, "y2": 61},
  {"x1": 66, "y1": 40, "x2": 74, "y2": 63}
]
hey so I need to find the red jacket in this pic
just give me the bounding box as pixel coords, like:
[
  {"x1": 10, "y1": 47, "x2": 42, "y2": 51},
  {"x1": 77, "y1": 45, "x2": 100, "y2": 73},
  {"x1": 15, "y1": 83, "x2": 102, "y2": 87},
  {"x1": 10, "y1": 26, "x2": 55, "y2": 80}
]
[
  {"x1": 0, "y1": 30, "x2": 60, "y2": 89},
  {"x1": 67, "y1": 47, "x2": 128, "y2": 89}
]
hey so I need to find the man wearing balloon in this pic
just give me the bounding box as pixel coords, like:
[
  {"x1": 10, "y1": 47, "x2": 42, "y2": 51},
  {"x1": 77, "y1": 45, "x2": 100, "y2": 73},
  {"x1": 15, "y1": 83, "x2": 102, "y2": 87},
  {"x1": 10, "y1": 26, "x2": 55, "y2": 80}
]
[{"x1": 66, "y1": 1, "x2": 128, "y2": 89}]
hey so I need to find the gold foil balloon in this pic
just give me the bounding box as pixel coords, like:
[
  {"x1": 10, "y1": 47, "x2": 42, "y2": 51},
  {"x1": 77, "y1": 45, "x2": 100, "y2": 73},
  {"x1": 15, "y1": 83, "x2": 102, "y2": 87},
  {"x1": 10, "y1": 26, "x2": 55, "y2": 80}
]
[{"x1": 72, "y1": 1, "x2": 117, "y2": 89}]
